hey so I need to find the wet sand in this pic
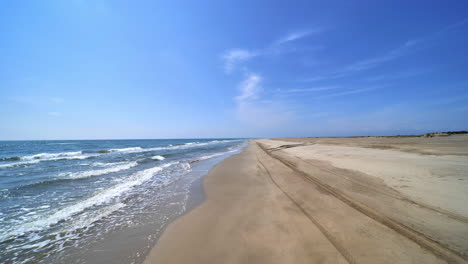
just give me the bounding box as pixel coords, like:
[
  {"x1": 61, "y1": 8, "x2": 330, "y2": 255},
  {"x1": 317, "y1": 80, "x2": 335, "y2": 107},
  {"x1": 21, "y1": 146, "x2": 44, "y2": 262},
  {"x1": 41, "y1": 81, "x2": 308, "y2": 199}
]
[{"x1": 144, "y1": 135, "x2": 468, "y2": 264}]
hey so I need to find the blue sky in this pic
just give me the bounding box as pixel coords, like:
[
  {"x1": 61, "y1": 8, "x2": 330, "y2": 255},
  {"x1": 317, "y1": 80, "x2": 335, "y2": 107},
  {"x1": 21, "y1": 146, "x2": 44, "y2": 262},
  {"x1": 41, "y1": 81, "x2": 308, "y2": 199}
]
[{"x1": 1, "y1": 0, "x2": 467, "y2": 139}]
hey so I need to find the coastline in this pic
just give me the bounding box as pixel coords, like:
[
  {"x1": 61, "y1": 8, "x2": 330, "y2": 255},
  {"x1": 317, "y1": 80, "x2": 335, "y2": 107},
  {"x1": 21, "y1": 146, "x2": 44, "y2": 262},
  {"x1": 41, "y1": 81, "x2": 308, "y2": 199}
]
[
  {"x1": 0, "y1": 139, "x2": 247, "y2": 264},
  {"x1": 72, "y1": 143, "x2": 248, "y2": 264},
  {"x1": 144, "y1": 137, "x2": 468, "y2": 264}
]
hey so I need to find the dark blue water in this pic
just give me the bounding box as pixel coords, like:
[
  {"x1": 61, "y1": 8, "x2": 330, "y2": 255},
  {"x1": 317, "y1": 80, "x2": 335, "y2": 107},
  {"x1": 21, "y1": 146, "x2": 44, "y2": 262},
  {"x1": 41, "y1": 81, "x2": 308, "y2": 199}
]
[{"x1": 0, "y1": 139, "x2": 246, "y2": 264}]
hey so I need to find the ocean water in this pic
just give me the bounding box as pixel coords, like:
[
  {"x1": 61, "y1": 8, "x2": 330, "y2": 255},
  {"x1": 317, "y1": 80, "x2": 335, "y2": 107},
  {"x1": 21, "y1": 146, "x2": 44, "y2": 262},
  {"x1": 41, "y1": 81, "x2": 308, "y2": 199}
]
[{"x1": 0, "y1": 139, "x2": 246, "y2": 264}]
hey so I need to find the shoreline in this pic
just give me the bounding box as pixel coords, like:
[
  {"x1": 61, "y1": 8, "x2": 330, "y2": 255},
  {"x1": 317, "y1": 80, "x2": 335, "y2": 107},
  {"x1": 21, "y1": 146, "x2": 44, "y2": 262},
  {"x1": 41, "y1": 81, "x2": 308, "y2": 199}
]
[
  {"x1": 144, "y1": 136, "x2": 468, "y2": 264},
  {"x1": 15, "y1": 140, "x2": 248, "y2": 264},
  {"x1": 127, "y1": 142, "x2": 247, "y2": 264}
]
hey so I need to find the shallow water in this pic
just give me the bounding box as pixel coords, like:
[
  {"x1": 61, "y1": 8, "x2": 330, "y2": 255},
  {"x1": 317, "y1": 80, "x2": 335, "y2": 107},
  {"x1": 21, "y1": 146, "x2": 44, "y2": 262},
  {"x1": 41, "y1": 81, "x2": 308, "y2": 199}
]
[{"x1": 0, "y1": 139, "x2": 246, "y2": 264}]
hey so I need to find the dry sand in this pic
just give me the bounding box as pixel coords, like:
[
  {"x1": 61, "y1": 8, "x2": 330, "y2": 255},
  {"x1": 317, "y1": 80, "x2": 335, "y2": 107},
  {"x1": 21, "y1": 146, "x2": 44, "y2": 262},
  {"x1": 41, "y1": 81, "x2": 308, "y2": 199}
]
[{"x1": 144, "y1": 135, "x2": 468, "y2": 264}]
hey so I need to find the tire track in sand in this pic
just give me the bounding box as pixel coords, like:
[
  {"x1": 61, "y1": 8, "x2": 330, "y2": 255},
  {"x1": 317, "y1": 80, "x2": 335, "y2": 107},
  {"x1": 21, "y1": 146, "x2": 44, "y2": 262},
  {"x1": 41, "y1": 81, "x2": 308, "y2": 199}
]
[
  {"x1": 256, "y1": 153, "x2": 355, "y2": 264},
  {"x1": 257, "y1": 142, "x2": 467, "y2": 264},
  {"x1": 273, "y1": 143, "x2": 468, "y2": 224}
]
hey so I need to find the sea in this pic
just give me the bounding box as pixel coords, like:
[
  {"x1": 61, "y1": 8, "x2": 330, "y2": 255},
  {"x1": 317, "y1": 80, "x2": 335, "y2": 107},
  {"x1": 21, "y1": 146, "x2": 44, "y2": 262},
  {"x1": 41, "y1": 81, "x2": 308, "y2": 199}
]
[{"x1": 0, "y1": 139, "x2": 247, "y2": 264}]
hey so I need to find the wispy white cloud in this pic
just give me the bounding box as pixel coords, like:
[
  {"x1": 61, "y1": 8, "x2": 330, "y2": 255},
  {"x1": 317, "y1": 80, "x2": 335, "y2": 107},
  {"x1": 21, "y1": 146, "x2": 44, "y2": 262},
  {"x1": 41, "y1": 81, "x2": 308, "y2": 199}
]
[
  {"x1": 317, "y1": 86, "x2": 380, "y2": 98},
  {"x1": 276, "y1": 86, "x2": 338, "y2": 93},
  {"x1": 344, "y1": 40, "x2": 417, "y2": 72},
  {"x1": 364, "y1": 68, "x2": 430, "y2": 82},
  {"x1": 235, "y1": 74, "x2": 262, "y2": 102},
  {"x1": 427, "y1": 17, "x2": 468, "y2": 41},
  {"x1": 224, "y1": 28, "x2": 327, "y2": 128},
  {"x1": 303, "y1": 18, "x2": 468, "y2": 83},
  {"x1": 222, "y1": 49, "x2": 258, "y2": 73},
  {"x1": 276, "y1": 28, "x2": 324, "y2": 45},
  {"x1": 234, "y1": 73, "x2": 295, "y2": 128},
  {"x1": 303, "y1": 41, "x2": 418, "y2": 82},
  {"x1": 276, "y1": 31, "x2": 311, "y2": 45},
  {"x1": 222, "y1": 27, "x2": 325, "y2": 73},
  {"x1": 276, "y1": 85, "x2": 380, "y2": 99}
]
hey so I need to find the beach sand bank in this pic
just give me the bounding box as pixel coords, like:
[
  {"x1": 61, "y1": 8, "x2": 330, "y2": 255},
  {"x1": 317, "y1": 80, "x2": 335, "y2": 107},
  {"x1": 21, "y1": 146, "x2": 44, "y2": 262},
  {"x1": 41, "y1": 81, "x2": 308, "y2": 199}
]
[{"x1": 144, "y1": 136, "x2": 468, "y2": 264}]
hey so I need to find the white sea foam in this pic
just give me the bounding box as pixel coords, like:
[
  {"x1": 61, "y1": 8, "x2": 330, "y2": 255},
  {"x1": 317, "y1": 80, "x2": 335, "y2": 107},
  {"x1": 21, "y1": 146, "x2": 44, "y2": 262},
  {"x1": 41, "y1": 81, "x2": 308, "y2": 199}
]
[
  {"x1": 0, "y1": 155, "x2": 96, "y2": 170},
  {"x1": 22, "y1": 151, "x2": 82, "y2": 160},
  {"x1": 92, "y1": 161, "x2": 128, "y2": 167},
  {"x1": 181, "y1": 162, "x2": 191, "y2": 171},
  {"x1": 108, "y1": 147, "x2": 143, "y2": 153},
  {"x1": 0, "y1": 160, "x2": 40, "y2": 169},
  {"x1": 67, "y1": 202, "x2": 125, "y2": 232},
  {"x1": 0, "y1": 152, "x2": 95, "y2": 169},
  {"x1": 59, "y1": 161, "x2": 138, "y2": 179},
  {"x1": 0, "y1": 162, "x2": 177, "y2": 242},
  {"x1": 151, "y1": 155, "x2": 165, "y2": 160},
  {"x1": 100, "y1": 140, "x2": 242, "y2": 155},
  {"x1": 0, "y1": 141, "x2": 242, "y2": 170},
  {"x1": 146, "y1": 140, "x2": 240, "y2": 152},
  {"x1": 195, "y1": 149, "x2": 237, "y2": 162},
  {"x1": 48, "y1": 155, "x2": 92, "y2": 161}
]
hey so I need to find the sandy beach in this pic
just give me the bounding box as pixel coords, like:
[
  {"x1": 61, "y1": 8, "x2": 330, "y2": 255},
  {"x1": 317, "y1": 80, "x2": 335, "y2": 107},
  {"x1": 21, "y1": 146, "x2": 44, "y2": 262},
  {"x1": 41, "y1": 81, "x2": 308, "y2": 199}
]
[{"x1": 144, "y1": 135, "x2": 468, "y2": 264}]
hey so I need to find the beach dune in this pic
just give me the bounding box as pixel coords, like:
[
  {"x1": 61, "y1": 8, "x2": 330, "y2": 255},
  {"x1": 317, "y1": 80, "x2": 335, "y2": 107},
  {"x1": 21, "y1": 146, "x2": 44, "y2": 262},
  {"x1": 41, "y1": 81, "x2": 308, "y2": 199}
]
[{"x1": 145, "y1": 135, "x2": 468, "y2": 264}]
